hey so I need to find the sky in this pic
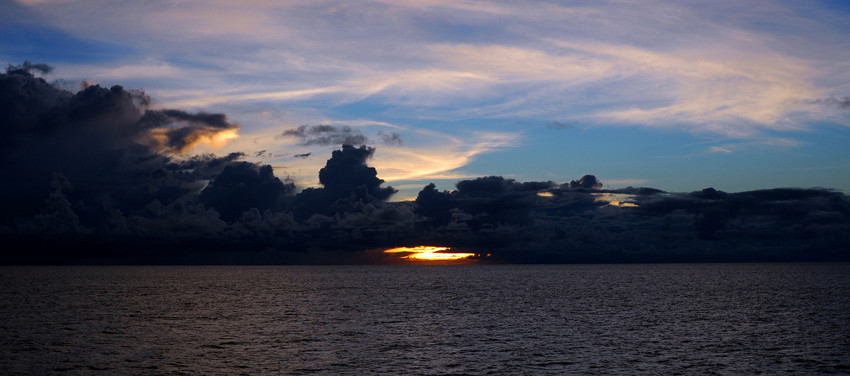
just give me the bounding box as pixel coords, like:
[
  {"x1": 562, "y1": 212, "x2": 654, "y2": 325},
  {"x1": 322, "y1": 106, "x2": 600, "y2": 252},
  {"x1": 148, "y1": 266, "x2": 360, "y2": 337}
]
[
  {"x1": 2, "y1": 0, "x2": 850, "y2": 264},
  {"x1": 3, "y1": 0, "x2": 850, "y2": 199}
]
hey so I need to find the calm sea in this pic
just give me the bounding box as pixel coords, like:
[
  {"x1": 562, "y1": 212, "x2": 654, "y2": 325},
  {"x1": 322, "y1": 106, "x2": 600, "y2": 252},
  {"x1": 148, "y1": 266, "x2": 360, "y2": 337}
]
[{"x1": 1, "y1": 264, "x2": 848, "y2": 375}]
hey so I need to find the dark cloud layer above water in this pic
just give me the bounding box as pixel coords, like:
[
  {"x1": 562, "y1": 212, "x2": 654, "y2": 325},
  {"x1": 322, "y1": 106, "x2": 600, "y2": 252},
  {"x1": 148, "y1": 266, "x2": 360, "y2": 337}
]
[{"x1": 1, "y1": 64, "x2": 849, "y2": 264}]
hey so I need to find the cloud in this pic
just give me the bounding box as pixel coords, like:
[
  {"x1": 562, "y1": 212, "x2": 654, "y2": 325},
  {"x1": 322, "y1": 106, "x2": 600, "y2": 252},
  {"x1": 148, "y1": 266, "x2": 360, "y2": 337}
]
[
  {"x1": 314, "y1": 144, "x2": 396, "y2": 201},
  {"x1": 293, "y1": 144, "x2": 397, "y2": 219},
  {"x1": 2, "y1": 64, "x2": 848, "y2": 266},
  {"x1": 0, "y1": 64, "x2": 243, "y2": 224},
  {"x1": 709, "y1": 146, "x2": 733, "y2": 154},
  {"x1": 208, "y1": 119, "x2": 520, "y2": 187},
  {"x1": 808, "y1": 97, "x2": 850, "y2": 110},
  {"x1": 199, "y1": 162, "x2": 296, "y2": 221},
  {"x1": 546, "y1": 121, "x2": 573, "y2": 129},
  {"x1": 5, "y1": 0, "x2": 850, "y2": 264},
  {"x1": 18, "y1": 0, "x2": 847, "y2": 144},
  {"x1": 371, "y1": 130, "x2": 521, "y2": 182},
  {"x1": 378, "y1": 131, "x2": 403, "y2": 146},
  {"x1": 5, "y1": 61, "x2": 53, "y2": 75},
  {"x1": 279, "y1": 124, "x2": 368, "y2": 146},
  {"x1": 568, "y1": 175, "x2": 603, "y2": 189},
  {"x1": 139, "y1": 109, "x2": 240, "y2": 153}
]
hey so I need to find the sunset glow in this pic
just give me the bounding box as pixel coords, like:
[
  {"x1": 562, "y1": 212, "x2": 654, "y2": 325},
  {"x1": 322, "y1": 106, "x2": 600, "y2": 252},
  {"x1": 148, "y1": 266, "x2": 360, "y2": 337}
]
[
  {"x1": 593, "y1": 193, "x2": 639, "y2": 208},
  {"x1": 384, "y1": 246, "x2": 477, "y2": 261}
]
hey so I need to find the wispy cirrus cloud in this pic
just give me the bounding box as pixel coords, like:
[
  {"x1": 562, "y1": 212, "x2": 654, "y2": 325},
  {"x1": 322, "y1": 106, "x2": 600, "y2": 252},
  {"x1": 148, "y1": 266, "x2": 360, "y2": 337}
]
[
  {"x1": 11, "y1": 0, "x2": 850, "y2": 193},
  {"x1": 25, "y1": 0, "x2": 847, "y2": 134},
  {"x1": 190, "y1": 118, "x2": 521, "y2": 187}
]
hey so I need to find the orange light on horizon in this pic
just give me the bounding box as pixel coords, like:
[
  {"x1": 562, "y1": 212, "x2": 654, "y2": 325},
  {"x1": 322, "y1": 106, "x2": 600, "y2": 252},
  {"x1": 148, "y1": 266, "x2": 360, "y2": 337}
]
[
  {"x1": 384, "y1": 246, "x2": 476, "y2": 261},
  {"x1": 593, "y1": 193, "x2": 639, "y2": 207}
]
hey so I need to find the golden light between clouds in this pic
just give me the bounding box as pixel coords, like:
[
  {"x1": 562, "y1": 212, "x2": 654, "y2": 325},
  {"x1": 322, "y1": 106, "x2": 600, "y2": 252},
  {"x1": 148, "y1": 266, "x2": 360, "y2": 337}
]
[{"x1": 384, "y1": 246, "x2": 483, "y2": 262}]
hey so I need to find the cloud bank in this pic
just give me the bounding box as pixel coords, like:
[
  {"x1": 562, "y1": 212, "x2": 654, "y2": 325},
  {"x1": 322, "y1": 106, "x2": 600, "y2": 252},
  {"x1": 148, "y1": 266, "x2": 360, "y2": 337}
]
[{"x1": 1, "y1": 65, "x2": 848, "y2": 264}]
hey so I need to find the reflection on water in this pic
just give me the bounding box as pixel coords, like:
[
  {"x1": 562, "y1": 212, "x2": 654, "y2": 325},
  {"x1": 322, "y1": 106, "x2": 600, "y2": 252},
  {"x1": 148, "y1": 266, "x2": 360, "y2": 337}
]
[{"x1": 1, "y1": 264, "x2": 849, "y2": 375}]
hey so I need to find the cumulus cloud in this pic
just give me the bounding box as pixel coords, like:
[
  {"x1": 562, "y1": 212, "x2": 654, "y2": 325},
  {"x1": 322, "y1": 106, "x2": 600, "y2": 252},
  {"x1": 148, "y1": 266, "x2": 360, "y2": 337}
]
[
  {"x1": 568, "y1": 175, "x2": 603, "y2": 189},
  {"x1": 200, "y1": 163, "x2": 296, "y2": 221},
  {"x1": 294, "y1": 144, "x2": 397, "y2": 219},
  {"x1": 1, "y1": 64, "x2": 848, "y2": 265},
  {"x1": 0, "y1": 64, "x2": 242, "y2": 224}
]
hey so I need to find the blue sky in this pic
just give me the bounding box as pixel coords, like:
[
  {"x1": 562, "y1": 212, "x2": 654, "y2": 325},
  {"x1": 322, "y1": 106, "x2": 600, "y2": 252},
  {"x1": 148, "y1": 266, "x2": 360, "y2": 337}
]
[{"x1": 4, "y1": 0, "x2": 850, "y2": 199}]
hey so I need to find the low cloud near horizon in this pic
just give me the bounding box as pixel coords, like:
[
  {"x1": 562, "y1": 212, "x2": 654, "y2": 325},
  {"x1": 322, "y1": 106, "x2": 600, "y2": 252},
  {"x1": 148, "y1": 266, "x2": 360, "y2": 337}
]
[{"x1": 1, "y1": 64, "x2": 848, "y2": 264}]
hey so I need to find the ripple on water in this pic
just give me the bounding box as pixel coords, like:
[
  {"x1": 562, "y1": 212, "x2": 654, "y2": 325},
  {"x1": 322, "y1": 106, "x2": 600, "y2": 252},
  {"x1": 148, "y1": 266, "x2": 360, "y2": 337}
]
[{"x1": 1, "y1": 264, "x2": 849, "y2": 374}]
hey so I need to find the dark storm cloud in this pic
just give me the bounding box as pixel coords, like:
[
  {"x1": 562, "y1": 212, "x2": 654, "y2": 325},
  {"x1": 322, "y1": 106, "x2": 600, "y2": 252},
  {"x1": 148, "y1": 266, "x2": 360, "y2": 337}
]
[
  {"x1": 293, "y1": 144, "x2": 396, "y2": 219},
  {"x1": 1, "y1": 63, "x2": 848, "y2": 265},
  {"x1": 200, "y1": 163, "x2": 295, "y2": 221},
  {"x1": 568, "y1": 174, "x2": 603, "y2": 189},
  {"x1": 0, "y1": 64, "x2": 243, "y2": 224},
  {"x1": 137, "y1": 109, "x2": 239, "y2": 153},
  {"x1": 415, "y1": 176, "x2": 559, "y2": 229},
  {"x1": 139, "y1": 109, "x2": 232, "y2": 129},
  {"x1": 280, "y1": 124, "x2": 368, "y2": 146}
]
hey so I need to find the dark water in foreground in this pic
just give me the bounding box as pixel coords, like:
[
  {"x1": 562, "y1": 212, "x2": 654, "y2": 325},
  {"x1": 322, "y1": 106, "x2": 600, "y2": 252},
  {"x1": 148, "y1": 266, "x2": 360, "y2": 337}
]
[{"x1": 1, "y1": 264, "x2": 849, "y2": 375}]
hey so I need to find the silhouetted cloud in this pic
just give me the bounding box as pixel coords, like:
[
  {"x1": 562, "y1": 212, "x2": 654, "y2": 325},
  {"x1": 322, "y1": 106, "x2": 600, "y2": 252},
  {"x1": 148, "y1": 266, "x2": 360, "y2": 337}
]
[
  {"x1": 1, "y1": 64, "x2": 848, "y2": 265},
  {"x1": 200, "y1": 162, "x2": 296, "y2": 221},
  {"x1": 280, "y1": 124, "x2": 368, "y2": 146},
  {"x1": 294, "y1": 144, "x2": 396, "y2": 219},
  {"x1": 5, "y1": 61, "x2": 54, "y2": 75},
  {"x1": 138, "y1": 109, "x2": 239, "y2": 153},
  {"x1": 569, "y1": 175, "x2": 603, "y2": 189},
  {"x1": 0, "y1": 64, "x2": 243, "y2": 224}
]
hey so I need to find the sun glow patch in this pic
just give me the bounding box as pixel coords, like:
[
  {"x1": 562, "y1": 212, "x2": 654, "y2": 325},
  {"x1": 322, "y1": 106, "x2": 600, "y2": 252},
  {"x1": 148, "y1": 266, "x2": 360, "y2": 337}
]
[
  {"x1": 384, "y1": 246, "x2": 479, "y2": 261},
  {"x1": 593, "y1": 193, "x2": 639, "y2": 207}
]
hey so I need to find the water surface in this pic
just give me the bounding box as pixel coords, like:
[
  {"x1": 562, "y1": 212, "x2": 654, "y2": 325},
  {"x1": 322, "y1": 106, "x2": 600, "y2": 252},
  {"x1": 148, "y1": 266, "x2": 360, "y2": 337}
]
[{"x1": 2, "y1": 263, "x2": 848, "y2": 374}]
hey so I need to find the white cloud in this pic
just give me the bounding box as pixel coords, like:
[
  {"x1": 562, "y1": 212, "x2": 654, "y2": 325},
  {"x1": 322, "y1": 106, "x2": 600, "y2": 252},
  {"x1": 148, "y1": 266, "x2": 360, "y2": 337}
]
[{"x1": 15, "y1": 0, "x2": 850, "y2": 182}]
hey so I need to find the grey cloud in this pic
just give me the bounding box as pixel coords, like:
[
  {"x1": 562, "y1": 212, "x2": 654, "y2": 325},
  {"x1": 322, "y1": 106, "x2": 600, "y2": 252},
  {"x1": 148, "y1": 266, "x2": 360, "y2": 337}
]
[
  {"x1": 568, "y1": 175, "x2": 603, "y2": 189},
  {"x1": 378, "y1": 131, "x2": 403, "y2": 146},
  {"x1": 808, "y1": 97, "x2": 850, "y2": 109},
  {"x1": 546, "y1": 121, "x2": 574, "y2": 129},
  {"x1": 5, "y1": 61, "x2": 54, "y2": 76},
  {"x1": 280, "y1": 124, "x2": 369, "y2": 146},
  {"x1": 293, "y1": 145, "x2": 396, "y2": 219},
  {"x1": 2, "y1": 63, "x2": 849, "y2": 265}
]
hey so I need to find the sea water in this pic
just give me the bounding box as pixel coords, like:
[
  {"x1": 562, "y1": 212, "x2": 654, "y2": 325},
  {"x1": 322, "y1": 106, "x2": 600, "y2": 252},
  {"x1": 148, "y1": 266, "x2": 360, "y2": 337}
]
[{"x1": 1, "y1": 263, "x2": 848, "y2": 375}]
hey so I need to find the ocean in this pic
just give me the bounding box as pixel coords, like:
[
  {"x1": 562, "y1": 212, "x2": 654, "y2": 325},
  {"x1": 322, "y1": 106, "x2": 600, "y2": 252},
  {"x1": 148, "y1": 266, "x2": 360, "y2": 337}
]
[{"x1": 2, "y1": 263, "x2": 849, "y2": 375}]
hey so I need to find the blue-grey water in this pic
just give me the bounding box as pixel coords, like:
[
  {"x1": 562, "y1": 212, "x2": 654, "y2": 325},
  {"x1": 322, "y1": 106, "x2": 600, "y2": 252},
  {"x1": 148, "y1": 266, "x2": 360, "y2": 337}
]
[{"x1": 1, "y1": 264, "x2": 849, "y2": 375}]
